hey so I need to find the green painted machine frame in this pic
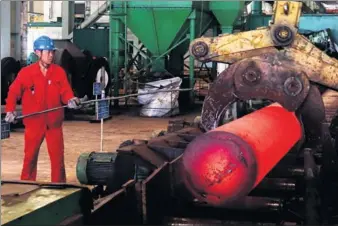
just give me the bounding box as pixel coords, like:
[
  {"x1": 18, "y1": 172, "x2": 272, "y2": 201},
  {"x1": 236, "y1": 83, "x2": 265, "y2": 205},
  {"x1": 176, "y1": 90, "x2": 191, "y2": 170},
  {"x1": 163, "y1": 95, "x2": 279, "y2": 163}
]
[
  {"x1": 26, "y1": 1, "x2": 246, "y2": 105},
  {"x1": 108, "y1": 0, "x2": 245, "y2": 105},
  {"x1": 1, "y1": 180, "x2": 93, "y2": 226}
]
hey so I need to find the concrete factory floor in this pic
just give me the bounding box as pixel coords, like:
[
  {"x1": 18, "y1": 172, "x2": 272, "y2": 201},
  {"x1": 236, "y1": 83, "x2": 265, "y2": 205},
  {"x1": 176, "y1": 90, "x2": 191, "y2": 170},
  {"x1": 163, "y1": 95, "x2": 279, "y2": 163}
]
[{"x1": 1, "y1": 110, "x2": 199, "y2": 183}]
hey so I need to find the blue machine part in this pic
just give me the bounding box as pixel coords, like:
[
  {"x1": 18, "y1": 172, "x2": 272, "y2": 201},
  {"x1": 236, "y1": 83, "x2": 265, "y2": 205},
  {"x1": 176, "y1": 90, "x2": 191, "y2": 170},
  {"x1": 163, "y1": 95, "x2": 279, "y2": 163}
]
[
  {"x1": 93, "y1": 82, "x2": 110, "y2": 120},
  {"x1": 246, "y1": 14, "x2": 338, "y2": 43},
  {"x1": 93, "y1": 82, "x2": 102, "y2": 96},
  {"x1": 96, "y1": 100, "x2": 110, "y2": 120},
  {"x1": 299, "y1": 15, "x2": 338, "y2": 43},
  {"x1": 1, "y1": 121, "x2": 10, "y2": 139}
]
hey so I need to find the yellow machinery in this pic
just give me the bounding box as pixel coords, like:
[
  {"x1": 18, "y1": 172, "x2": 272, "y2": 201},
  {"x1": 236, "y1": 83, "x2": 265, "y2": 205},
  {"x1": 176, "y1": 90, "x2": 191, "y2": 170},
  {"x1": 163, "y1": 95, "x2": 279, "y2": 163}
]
[
  {"x1": 189, "y1": 1, "x2": 338, "y2": 131},
  {"x1": 190, "y1": 1, "x2": 338, "y2": 89}
]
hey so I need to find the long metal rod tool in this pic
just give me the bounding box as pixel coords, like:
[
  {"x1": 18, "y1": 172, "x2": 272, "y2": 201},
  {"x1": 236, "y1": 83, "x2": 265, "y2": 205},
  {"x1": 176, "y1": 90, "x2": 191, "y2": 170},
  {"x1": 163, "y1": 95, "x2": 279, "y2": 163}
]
[
  {"x1": 100, "y1": 67, "x2": 105, "y2": 152},
  {"x1": 15, "y1": 88, "x2": 192, "y2": 120}
]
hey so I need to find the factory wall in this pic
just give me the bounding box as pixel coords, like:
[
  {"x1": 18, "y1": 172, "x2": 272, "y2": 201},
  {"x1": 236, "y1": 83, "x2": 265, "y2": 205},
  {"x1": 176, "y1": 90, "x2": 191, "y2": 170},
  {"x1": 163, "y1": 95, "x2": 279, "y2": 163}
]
[
  {"x1": 43, "y1": 1, "x2": 62, "y2": 22},
  {"x1": 31, "y1": 1, "x2": 44, "y2": 14},
  {"x1": 27, "y1": 27, "x2": 63, "y2": 57},
  {"x1": 1, "y1": 1, "x2": 22, "y2": 60}
]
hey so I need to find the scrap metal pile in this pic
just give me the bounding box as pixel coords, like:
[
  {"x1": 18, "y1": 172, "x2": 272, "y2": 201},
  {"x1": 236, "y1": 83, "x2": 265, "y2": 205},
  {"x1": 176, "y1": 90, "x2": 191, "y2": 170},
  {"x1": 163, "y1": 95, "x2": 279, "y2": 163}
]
[{"x1": 71, "y1": 1, "x2": 338, "y2": 225}]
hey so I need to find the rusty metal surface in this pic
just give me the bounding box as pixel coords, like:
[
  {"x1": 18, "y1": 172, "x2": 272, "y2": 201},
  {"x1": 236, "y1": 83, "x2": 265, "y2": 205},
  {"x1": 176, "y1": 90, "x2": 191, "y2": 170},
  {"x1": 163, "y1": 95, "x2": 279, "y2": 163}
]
[
  {"x1": 192, "y1": 32, "x2": 338, "y2": 92},
  {"x1": 1, "y1": 184, "x2": 40, "y2": 197},
  {"x1": 200, "y1": 52, "x2": 310, "y2": 131},
  {"x1": 148, "y1": 145, "x2": 185, "y2": 161},
  {"x1": 89, "y1": 180, "x2": 141, "y2": 225},
  {"x1": 117, "y1": 127, "x2": 202, "y2": 168},
  {"x1": 189, "y1": 0, "x2": 338, "y2": 94},
  {"x1": 117, "y1": 144, "x2": 166, "y2": 168},
  {"x1": 189, "y1": 29, "x2": 276, "y2": 63},
  {"x1": 1, "y1": 179, "x2": 87, "y2": 189},
  {"x1": 1, "y1": 180, "x2": 93, "y2": 225},
  {"x1": 167, "y1": 119, "x2": 186, "y2": 133},
  {"x1": 288, "y1": 35, "x2": 338, "y2": 91},
  {"x1": 297, "y1": 84, "x2": 326, "y2": 147},
  {"x1": 272, "y1": 1, "x2": 302, "y2": 27},
  {"x1": 322, "y1": 89, "x2": 338, "y2": 122},
  {"x1": 233, "y1": 53, "x2": 310, "y2": 109},
  {"x1": 148, "y1": 133, "x2": 187, "y2": 147},
  {"x1": 200, "y1": 68, "x2": 236, "y2": 131},
  {"x1": 1, "y1": 184, "x2": 82, "y2": 225},
  {"x1": 148, "y1": 127, "x2": 201, "y2": 150},
  {"x1": 140, "y1": 162, "x2": 172, "y2": 225}
]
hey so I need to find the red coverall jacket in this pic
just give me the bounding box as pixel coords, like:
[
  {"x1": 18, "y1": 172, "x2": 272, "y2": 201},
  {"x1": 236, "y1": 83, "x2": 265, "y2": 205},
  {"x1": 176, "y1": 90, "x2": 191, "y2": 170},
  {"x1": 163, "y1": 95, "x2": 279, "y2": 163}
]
[
  {"x1": 5, "y1": 62, "x2": 74, "y2": 128},
  {"x1": 5, "y1": 62, "x2": 74, "y2": 182}
]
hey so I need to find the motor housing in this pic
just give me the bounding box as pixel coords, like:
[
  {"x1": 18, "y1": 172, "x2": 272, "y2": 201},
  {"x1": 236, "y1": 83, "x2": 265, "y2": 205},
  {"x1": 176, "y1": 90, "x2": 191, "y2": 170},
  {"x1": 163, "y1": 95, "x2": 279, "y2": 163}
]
[{"x1": 76, "y1": 152, "x2": 117, "y2": 185}]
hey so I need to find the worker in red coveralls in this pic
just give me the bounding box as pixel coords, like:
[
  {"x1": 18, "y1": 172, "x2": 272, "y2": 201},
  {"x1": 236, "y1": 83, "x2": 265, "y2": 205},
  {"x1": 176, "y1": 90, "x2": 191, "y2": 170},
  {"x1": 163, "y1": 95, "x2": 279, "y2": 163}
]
[{"x1": 4, "y1": 35, "x2": 82, "y2": 183}]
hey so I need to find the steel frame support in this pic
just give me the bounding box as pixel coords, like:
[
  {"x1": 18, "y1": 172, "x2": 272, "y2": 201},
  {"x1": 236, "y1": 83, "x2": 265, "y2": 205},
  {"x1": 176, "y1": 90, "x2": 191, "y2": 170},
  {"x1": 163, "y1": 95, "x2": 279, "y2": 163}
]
[
  {"x1": 12, "y1": 1, "x2": 22, "y2": 60},
  {"x1": 62, "y1": 1, "x2": 75, "y2": 39},
  {"x1": 109, "y1": 1, "x2": 122, "y2": 107},
  {"x1": 189, "y1": 10, "x2": 196, "y2": 105}
]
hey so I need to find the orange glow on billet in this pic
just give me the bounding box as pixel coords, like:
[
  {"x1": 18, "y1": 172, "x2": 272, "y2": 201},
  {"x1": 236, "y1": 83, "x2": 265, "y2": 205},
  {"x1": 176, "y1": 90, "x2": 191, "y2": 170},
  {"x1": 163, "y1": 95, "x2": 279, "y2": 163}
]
[{"x1": 181, "y1": 103, "x2": 302, "y2": 207}]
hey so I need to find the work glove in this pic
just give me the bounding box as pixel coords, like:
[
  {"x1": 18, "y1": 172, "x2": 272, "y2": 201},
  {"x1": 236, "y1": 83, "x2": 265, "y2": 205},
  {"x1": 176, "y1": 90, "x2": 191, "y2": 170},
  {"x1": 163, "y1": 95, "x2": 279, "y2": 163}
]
[
  {"x1": 67, "y1": 97, "x2": 82, "y2": 109},
  {"x1": 4, "y1": 112, "x2": 17, "y2": 123},
  {"x1": 67, "y1": 95, "x2": 88, "y2": 109}
]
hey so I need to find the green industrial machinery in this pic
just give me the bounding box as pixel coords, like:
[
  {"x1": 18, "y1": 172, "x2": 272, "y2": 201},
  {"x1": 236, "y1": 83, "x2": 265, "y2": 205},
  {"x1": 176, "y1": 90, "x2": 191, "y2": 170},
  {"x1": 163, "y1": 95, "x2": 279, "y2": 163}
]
[
  {"x1": 1, "y1": 181, "x2": 93, "y2": 226},
  {"x1": 24, "y1": 1, "x2": 245, "y2": 106},
  {"x1": 108, "y1": 1, "x2": 245, "y2": 105}
]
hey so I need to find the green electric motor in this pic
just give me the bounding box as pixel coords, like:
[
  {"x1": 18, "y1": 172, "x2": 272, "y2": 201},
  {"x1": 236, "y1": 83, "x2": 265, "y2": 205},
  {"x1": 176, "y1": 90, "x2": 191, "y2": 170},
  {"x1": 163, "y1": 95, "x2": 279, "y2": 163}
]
[{"x1": 76, "y1": 152, "x2": 117, "y2": 185}]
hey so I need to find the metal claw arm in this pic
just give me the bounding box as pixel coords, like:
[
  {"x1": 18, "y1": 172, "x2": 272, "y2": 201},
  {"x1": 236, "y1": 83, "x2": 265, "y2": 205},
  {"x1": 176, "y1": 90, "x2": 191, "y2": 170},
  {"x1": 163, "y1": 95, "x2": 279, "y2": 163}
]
[
  {"x1": 200, "y1": 52, "x2": 326, "y2": 150},
  {"x1": 189, "y1": 1, "x2": 338, "y2": 91},
  {"x1": 199, "y1": 52, "x2": 316, "y2": 131}
]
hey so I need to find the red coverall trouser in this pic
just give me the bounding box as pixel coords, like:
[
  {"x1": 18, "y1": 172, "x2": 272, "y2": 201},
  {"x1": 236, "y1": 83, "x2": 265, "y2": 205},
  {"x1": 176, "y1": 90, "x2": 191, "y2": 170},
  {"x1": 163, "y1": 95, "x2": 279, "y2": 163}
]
[
  {"x1": 5, "y1": 62, "x2": 74, "y2": 183},
  {"x1": 22, "y1": 126, "x2": 66, "y2": 182}
]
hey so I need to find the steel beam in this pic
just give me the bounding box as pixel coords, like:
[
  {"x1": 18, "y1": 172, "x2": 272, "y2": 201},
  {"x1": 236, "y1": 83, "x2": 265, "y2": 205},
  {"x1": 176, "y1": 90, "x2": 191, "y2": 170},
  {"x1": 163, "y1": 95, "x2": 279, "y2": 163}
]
[
  {"x1": 67, "y1": 1, "x2": 109, "y2": 39},
  {"x1": 189, "y1": 10, "x2": 196, "y2": 105},
  {"x1": 12, "y1": 1, "x2": 22, "y2": 60},
  {"x1": 62, "y1": 1, "x2": 75, "y2": 39}
]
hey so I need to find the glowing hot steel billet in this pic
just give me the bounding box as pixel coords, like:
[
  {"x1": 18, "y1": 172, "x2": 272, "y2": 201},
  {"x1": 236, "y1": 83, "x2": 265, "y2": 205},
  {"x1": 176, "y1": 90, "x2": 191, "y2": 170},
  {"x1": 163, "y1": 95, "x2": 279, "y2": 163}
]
[{"x1": 181, "y1": 103, "x2": 302, "y2": 207}]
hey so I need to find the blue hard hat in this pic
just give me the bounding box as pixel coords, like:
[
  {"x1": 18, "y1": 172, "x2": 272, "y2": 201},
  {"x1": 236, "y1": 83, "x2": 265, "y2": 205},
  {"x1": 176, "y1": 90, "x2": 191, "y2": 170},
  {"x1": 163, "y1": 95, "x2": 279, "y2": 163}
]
[{"x1": 33, "y1": 35, "x2": 56, "y2": 51}]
